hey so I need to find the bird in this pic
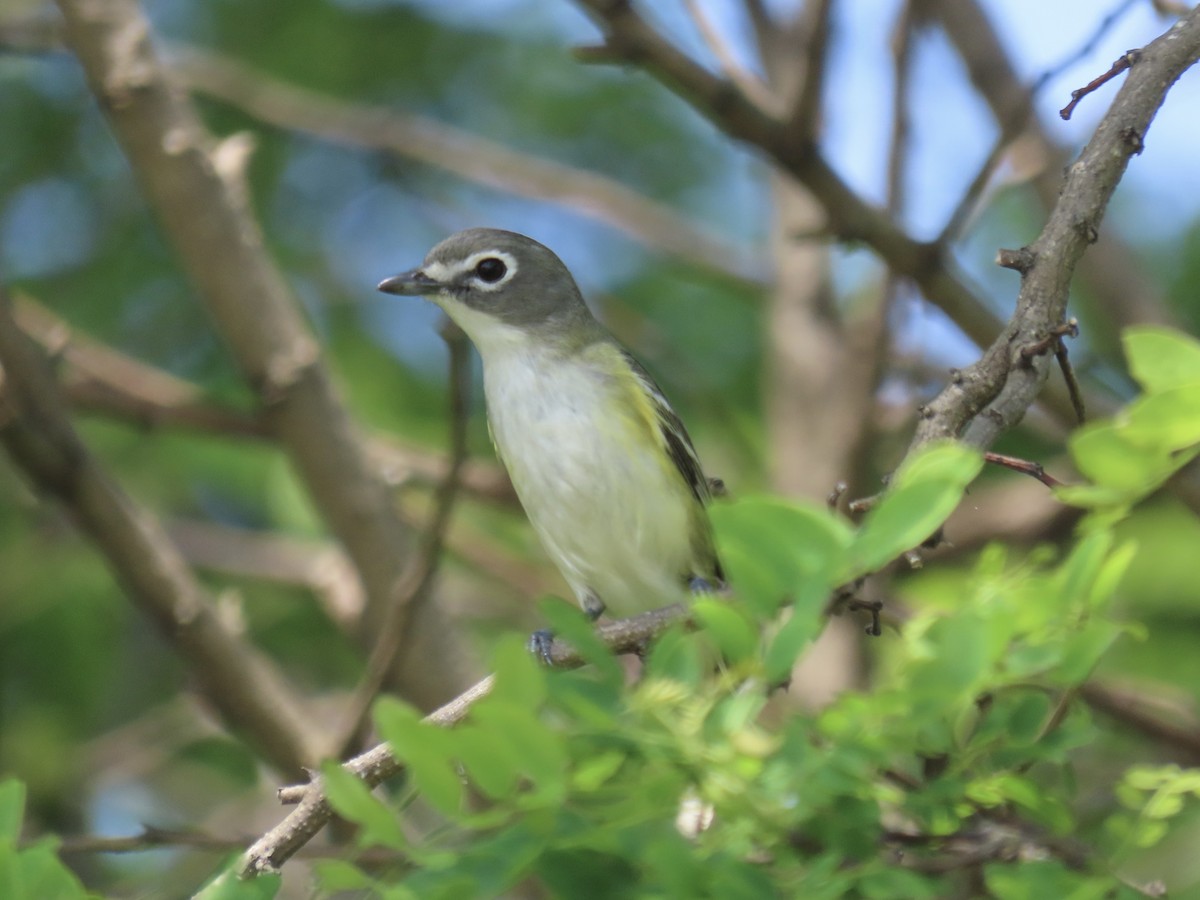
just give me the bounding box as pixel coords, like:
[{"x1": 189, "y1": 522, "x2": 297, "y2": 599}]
[{"x1": 378, "y1": 228, "x2": 724, "y2": 652}]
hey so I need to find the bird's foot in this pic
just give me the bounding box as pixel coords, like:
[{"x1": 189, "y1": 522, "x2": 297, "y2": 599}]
[{"x1": 528, "y1": 629, "x2": 556, "y2": 666}]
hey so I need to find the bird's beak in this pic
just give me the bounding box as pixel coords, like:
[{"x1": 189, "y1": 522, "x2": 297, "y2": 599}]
[{"x1": 376, "y1": 269, "x2": 441, "y2": 296}]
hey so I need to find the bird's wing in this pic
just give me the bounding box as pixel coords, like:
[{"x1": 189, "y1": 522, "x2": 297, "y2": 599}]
[{"x1": 620, "y1": 350, "x2": 712, "y2": 505}]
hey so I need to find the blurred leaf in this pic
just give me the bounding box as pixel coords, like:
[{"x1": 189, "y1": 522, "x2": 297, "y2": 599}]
[
  {"x1": 321, "y1": 760, "x2": 407, "y2": 849},
  {"x1": 1124, "y1": 326, "x2": 1200, "y2": 392},
  {"x1": 538, "y1": 600, "x2": 624, "y2": 686},
  {"x1": 1124, "y1": 383, "x2": 1200, "y2": 450},
  {"x1": 691, "y1": 598, "x2": 758, "y2": 663},
  {"x1": 711, "y1": 497, "x2": 850, "y2": 615},
  {"x1": 0, "y1": 781, "x2": 23, "y2": 845},
  {"x1": 455, "y1": 725, "x2": 519, "y2": 799},
  {"x1": 853, "y1": 443, "x2": 982, "y2": 573},
  {"x1": 488, "y1": 634, "x2": 547, "y2": 710},
  {"x1": 194, "y1": 869, "x2": 281, "y2": 900},
  {"x1": 314, "y1": 860, "x2": 387, "y2": 892}
]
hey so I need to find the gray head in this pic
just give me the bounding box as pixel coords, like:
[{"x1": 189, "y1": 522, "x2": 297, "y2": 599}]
[{"x1": 378, "y1": 229, "x2": 602, "y2": 348}]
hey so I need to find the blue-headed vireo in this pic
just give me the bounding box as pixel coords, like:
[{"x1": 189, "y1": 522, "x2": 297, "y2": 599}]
[{"x1": 378, "y1": 229, "x2": 725, "y2": 642}]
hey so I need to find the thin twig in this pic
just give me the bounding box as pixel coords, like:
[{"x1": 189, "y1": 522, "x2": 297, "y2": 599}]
[
  {"x1": 1060, "y1": 49, "x2": 1142, "y2": 120},
  {"x1": 335, "y1": 323, "x2": 472, "y2": 758},
  {"x1": 682, "y1": 0, "x2": 781, "y2": 115},
  {"x1": 1033, "y1": 0, "x2": 1141, "y2": 93},
  {"x1": 1081, "y1": 681, "x2": 1200, "y2": 764},
  {"x1": 886, "y1": 1, "x2": 915, "y2": 219},
  {"x1": 981, "y1": 451, "x2": 1064, "y2": 489},
  {"x1": 784, "y1": 0, "x2": 834, "y2": 143},
  {"x1": 936, "y1": 1, "x2": 1141, "y2": 246},
  {"x1": 1055, "y1": 338, "x2": 1087, "y2": 424}
]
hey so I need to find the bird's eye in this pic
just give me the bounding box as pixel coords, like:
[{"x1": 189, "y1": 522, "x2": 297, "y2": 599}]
[
  {"x1": 474, "y1": 257, "x2": 507, "y2": 283},
  {"x1": 474, "y1": 257, "x2": 506, "y2": 283}
]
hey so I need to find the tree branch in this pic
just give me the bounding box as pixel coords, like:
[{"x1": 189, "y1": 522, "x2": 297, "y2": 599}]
[
  {"x1": 925, "y1": 0, "x2": 1185, "y2": 362},
  {"x1": 53, "y1": 0, "x2": 475, "y2": 708},
  {"x1": 0, "y1": 290, "x2": 320, "y2": 777},
  {"x1": 918, "y1": 9, "x2": 1200, "y2": 451},
  {"x1": 571, "y1": 0, "x2": 1083, "y2": 430}
]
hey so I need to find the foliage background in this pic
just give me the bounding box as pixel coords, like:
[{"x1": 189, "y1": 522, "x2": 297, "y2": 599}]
[{"x1": 2, "y1": 0, "x2": 1200, "y2": 896}]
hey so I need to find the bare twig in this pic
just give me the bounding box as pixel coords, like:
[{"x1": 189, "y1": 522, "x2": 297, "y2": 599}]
[
  {"x1": 1060, "y1": 49, "x2": 1142, "y2": 120},
  {"x1": 1055, "y1": 338, "x2": 1087, "y2": 424},
  {"x1": 1033, "y1": 0, "x2": 1141, "y2": 93},
  {"x1": 335, "y1": 324, "x2": 472, "y2": 757},
  {"x1": 682, "y1": 0, "x2": 781, "y2": 115},
  {"x1": 981, "y1": 451, "x2": 1064, "y2": 489},
  {"x1": 784, "y1": 0, "x2": 834, "y2": 142},
  {"x1": 54, "y1": 0, "x2": 475, "y2": 707},
  {"x1": 0, "y1": 289, "x2": 320, "y2": 776},
  {"x1": 886, "y1": 1, "x2": 915, "y2": 219},
  {"x1": 1081, "y1": 681, "x2": 1200, "y2": 765}
]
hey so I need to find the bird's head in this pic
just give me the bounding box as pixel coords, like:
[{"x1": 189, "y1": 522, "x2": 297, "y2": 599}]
[{"x1": 378, "y1": 228, "x2": 596, "y2": 346}]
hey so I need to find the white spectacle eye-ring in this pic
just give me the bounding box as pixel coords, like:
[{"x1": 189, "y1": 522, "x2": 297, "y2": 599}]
[{"x1": 459, "y1": 250, "x2": 518, "y2": 292}]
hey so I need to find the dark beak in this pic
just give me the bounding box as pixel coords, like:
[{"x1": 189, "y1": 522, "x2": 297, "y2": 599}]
[{"x1": 376, "y1": 269, "x2": 441, "y2": 296}]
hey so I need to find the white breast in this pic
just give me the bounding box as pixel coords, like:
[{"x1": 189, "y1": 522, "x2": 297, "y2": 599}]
[{"x1": 466, "y1": 321, "x2": 694, "y2": 616}]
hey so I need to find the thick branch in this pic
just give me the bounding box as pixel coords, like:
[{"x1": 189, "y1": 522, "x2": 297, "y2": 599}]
[
  {"x1": 53, "y1": 0, "x2": 474, "y2": 707},
  {"x1": 0, "y1": 292, "x2": 319, "y2": 777},
  {"x1": 916, "y1": 9, "x2": 1200, "y2": 450},
  {"x1": 926, "y1": 0, "x2": 1185, "y2": 360}
]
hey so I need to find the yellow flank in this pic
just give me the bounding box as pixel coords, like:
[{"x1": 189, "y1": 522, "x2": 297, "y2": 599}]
[{"x1": 582, "y1": 341, "x2": 670, "y2": 457}]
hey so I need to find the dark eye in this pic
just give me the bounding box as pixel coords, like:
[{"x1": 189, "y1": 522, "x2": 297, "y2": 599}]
[{"x1": 475, "y1": 257, "x2": 507, "y2": 283}]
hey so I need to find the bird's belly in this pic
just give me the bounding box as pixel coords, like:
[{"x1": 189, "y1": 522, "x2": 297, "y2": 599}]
[{"x1": 486, "y1": 360, "x2": 692, "y2": 613}]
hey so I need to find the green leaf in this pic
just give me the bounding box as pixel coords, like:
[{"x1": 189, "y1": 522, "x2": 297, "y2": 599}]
[
  {"x1": 571, "y1": 751, "x2": 627, "y2": 792},
  {"x1": 691, "y1": 598, "x2": 758, "y2": 663},
  {"x1": 1004, "y1": 692, "x2": 1051, "y2": 746},
  {"x1": 321, "y1": 761, "x2": 407, "y2": 849},
  {"x1": 14, "y1": 841, "x2": 89, "y2": 900},
  {"x1": 454, "y1": 725, "x2": 519, "y2": 799},
  {"x1": 488, "y1": 635, "x2": 547, "y2": 710},
  {"x1": 469, "y1": 702, "x2": 566, "y2": 797},
  {"x1": 1125, "y1": 383, "x2": 1200, "y2": 451},
  {"x1": 642, "y1": 625, "x2": 703, "y2": 685},
  {"x1": 194, "y1": 868, "x2": 281, "y2": 900},
  {"x1": 314, "y1": 860, "x2": 382, "y2": 892},
  {"x1": 1124, "y1": 326, "x2": 1200, "y2": 392},
  {"x1": 1055, "y1": 620, "x2": 1122, "y2": 684},
  {"x1": 764, "y1": 604, "x2": 823, "y2": 683},
  {"x1": 1069, "y1": 421, "x2": 1178, "y2": 493},
  {"x1": 853, "y1": 443, "x2": 982, "y2": 573},
  {"x1": 374, "y1": 696, "x2": 464, "y2": 815},
  {"x1": 0, "y1": 780, "x2": 24, "y2": 845},
  {"x1": 711, "y1": 497, "x2": 850, "y2": 615}
]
